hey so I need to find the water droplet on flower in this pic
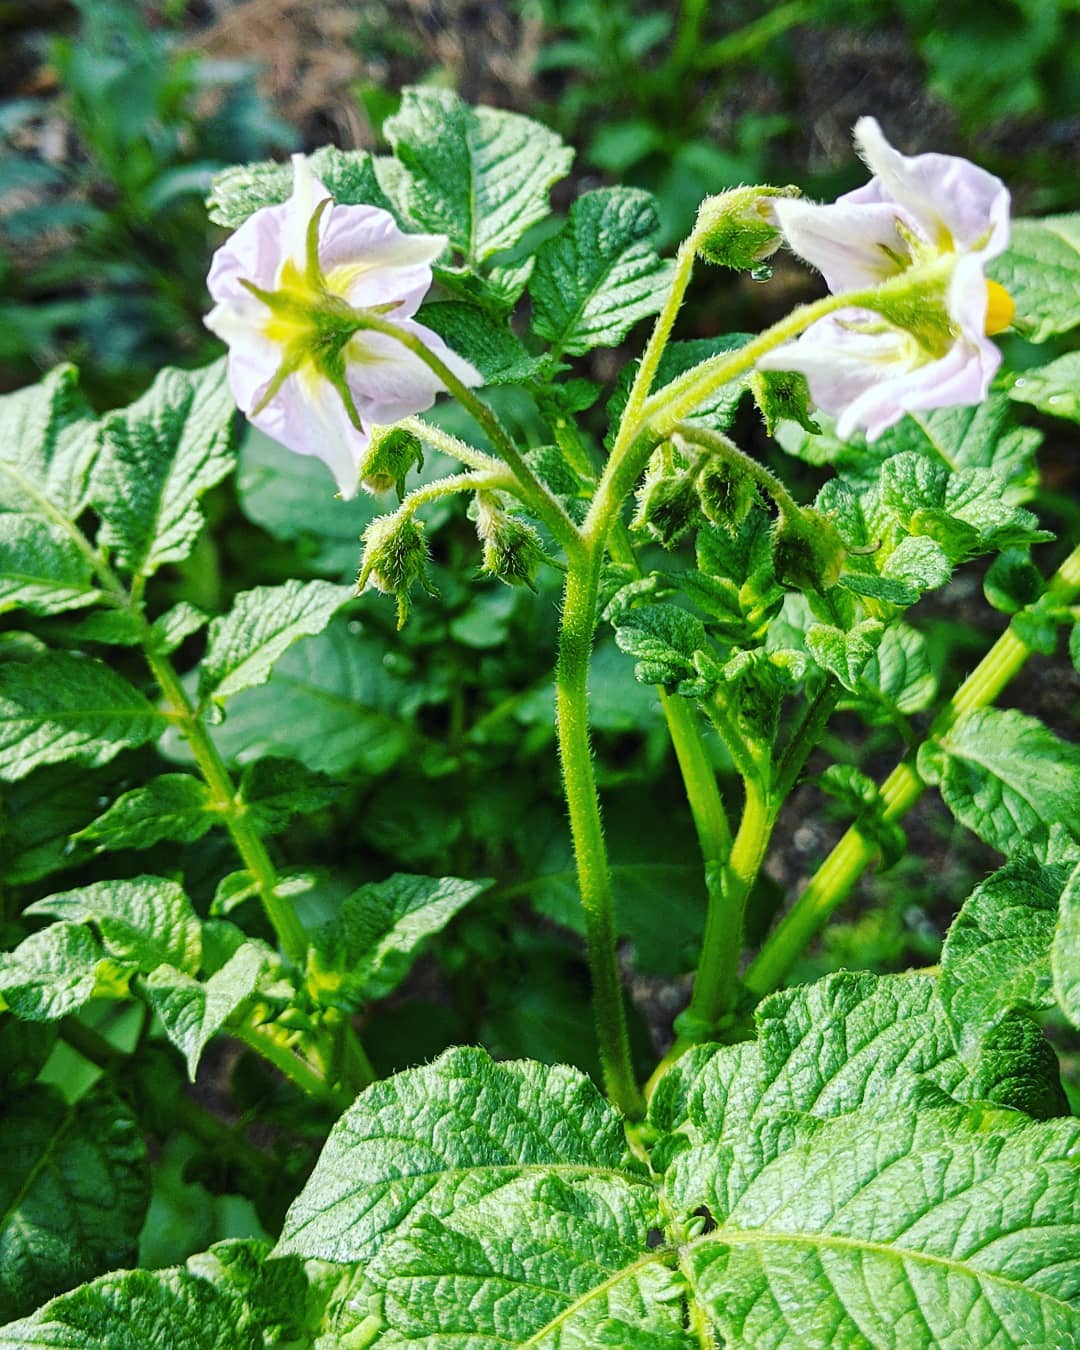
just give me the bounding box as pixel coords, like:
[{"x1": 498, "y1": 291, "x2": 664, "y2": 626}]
[{"x1": 750, "y1": 263, "x2": 773, "y2": 283}]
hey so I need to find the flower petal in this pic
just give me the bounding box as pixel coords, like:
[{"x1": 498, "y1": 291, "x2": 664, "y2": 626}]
[
  {"x1": 344, "y1": 318, "x2": 482, "y2": 426},
  {"x1": 320, "y1": 206, "x2": 446, "y2": 316},
  {"x1": 853, "y1": 117, "x2": 1010, "y2": 259},
  {"x1": 284, "y1": 153, "x2": 333, "y2": 275},
  {"x1": 772, "y1": 196, "x2": 921, "y2": 292},
  {"x1": 249, "y1": 368, "x2": 369, "y2": 499}
]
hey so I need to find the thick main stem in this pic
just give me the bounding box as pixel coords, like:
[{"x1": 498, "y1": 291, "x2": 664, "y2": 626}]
[
  {"x1": 556, "y1": 554, "x2": 645, "y2": 1119},
  {"x1": 745, "y1": 543, "x2": 1080, "y2": 995}
]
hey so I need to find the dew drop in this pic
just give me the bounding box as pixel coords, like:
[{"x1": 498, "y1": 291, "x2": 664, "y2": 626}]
[
  {"x1": 348, "y1": 620, "x2": 362, "y2": 634},
  {"x1": 1014, "y1": 377, "x2": 1027, "y2": 387},
  {"x1": 1048, "y1": 395, "x2": 1061, "y2": 405},
  {"x1": 749, "y1": 263, "x2": 773, "y2": 283}
]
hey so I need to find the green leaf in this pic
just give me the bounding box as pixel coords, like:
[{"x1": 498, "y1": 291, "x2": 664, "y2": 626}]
[
  {"x1": 0, "y1": 365, "x2": 97, "y2": 520},
  {"x1": 145, "y1": 943, "x2": 271, "y2": 1078},
  {"x1": 1052, "y1": 864, "x2": 1080, "y2": 1028},
  {"x1": 674, "y1": 1105, "x2": 1080, "y2": 1349},
  {"x1": 989, "y1": 212, "x2": 1080, "y2": 342},
  {"x1": 613, "y1": 603, "x2": 708, "y2": 689},
  {"x1": 92, "y1": 361, "x2": 237, "y2": 578},
  {"x1": 237, "y1": 758, "x2": 338, "y2": 835},
  {"x1": 0, "y1": 1084, "x2": 148, "y2": 1321},
  {"x1": 25, "y1": 876, "x2": 203, "y2": 975},
  {"x1": 805, "y1": 618, "x2": 884, "y2": 691},
  {"x1": 1008, "y1": 352, "x2": 1080, "y2": 423},
  {"x1": 165, "y1": 620, "x2": 414, "y2": 778},
  {"x1": 383, "y1": 87, "x2": 573, "y2": 265},
  {"x1": 815, "y1": 764, "x2": 906, "y2": 867},
  {"x1": 416, "y1": 302, "x2": 543, "y2": 384},
  {"x1": 0, "y1": 766, "x2": 118, "y2": 885},
  {"x1": 207, "y1": 144, "x2": 395, "y2": 228},
  {"x1": 0, "y1": 650, "x2": 165, "y2": 782},
  {"x1": 198, "y1": 579, "x2": 353, "y2": 705},
  {"x1": 918, "y1": 707, "x2": 1080, "y2": 861},
  {"x1": 307, "y1": 874, "x2": 490, "y2": 1009},
  {"x1": 606, "y1": 335, "x2": 751, "y2": 449},
  {"x1": 853, "y1": 621, "x2": 938, "y2": 723},
  {"x1": 0, "y1": 923, "x2": 111, "y2": 1022},
  {"x1": 940, "y1": 858, "x2": 1072, "y2": 1034},
  {"x1": 881, "y1": 453, "x2": 1052, "y2": 562},
  {"x1": 0, "y1": 517, "x2": 99, "y2": 617},
  {"x1": 74, "y1": 775, "x2": 216, "y2": 853},
  {"x1": 148, "y1": 602, "x2": 208, "y2": 655},
  {"x1": 529, "y1": 187, "x2": 675, "y2": 355}
]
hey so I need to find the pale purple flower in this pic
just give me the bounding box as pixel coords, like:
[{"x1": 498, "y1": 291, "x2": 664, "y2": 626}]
[
  {"x1": 205, "y1": 154, "x2": 480, "y2": 497},
  {"x1": 757, "y1": 118, "x2": 1013, "y2": 441}
]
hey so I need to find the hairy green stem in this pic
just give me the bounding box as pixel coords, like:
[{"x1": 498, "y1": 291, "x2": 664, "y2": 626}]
[
  {"x1": 351, "y1": 310, "x2": 583, "y2": 557},
  {"x1": 398, "y1": 416, "x2": 505, "y2": 474},
  {"x1": 231, "y1": 1023, "x2": 351, "y2": 1111},
  {"x1": 555, "y1": 553, "x2": 645, "y2": 1119},
  {"x1": 745, "y1": 542, "x2": 1080, "y2": 995}
]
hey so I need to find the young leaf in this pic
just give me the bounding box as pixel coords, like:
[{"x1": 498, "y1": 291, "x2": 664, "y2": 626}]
[
  {"x1": 207, "y1": 144, "x2": 394, "y2": 228},
  {"x1": 0, "y1": 922, "x2": 112, "y2": 1022},
  {"x1": 815, "y1": 764, "x2": 906, "y2": 867},
  {"x1": 529, "y1": 187, "x2": 675, "y2": 356},
  {"x1": 1008, "y1": 352, "x2": 1080, "y2": 423},
  {"x1": 145, "y1": 942, "x2": 271, "y2": 1078},
  {"x1": 198, "y1": 579, "x2": 353, "y2": 705},
  {"x1": 237, "y1": 758, "x2": 338, "y2": 835},
  {"x1": 613, "y1": 603, "x2": 708, "y2": 689},
  {"x1": 853, "y1": 621, "x2": 937, "y2": 723},
  {"x1": 92, "y1": 361, "x2": 237, "y2": 579},
  {"x1": 0, "y1": 517, "x2": 99, "y2": 617},
  {"x1": 918, "y1": 707, "x2": 1080, "y2": 862},
  {"x1": 383, "y1": 87, "x2": 573, "y2": 265},
  {"x1": 989, "y1": 212, "x2": 1080, "y2": 342},
  {"x1": 25, "y1": 876, "x2": 203, "y2": 976},
  {"x1": 1052, "y1": 865, "x2": 1080, "y2": 1029},
  {"x1": 0, "y1": 365, "x2": 97, "y2": 519},
  {"x1": 75, "y1": 775, "x2": 216, "y2": 853},
  {"x1": 307, "y1": 874, "x2": 491, "y2": 1009},
  {"x1": 805, "y1": 618, "x2": 884, "y2": 691},
  {"x1": 148, "y1": 602, "x2": 208, "y2": 655},
  {"x1": 940, "y1": 857, "x2": 1073, "y2": 1035},
  {"x1": 0, "y1": 1084, "x2": 148, "y2": 1321},
  {"x1": 0, "y1": 650, "x2": 165, "y2": 781}
]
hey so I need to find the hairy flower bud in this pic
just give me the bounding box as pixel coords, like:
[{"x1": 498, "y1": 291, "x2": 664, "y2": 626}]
[
  {"x1": 749, "y1": 369, "x2": 821, "y2": 437},
  {"x1": 772, "y1": 509, "x2": 846, "y2": 593},
  {"x1": 694, "y1": 185, "x2": 800, "y2": 272},
  {"x1": 356, "y1": 511, "x2": 434, "y2": 627},
  {"x1": 696, "y1": 458, "x2": 758, "y2": 533},
  {"x1": 632, "y1": 445, "x2": 703, "y2": 549},
  {"x1": 358, "y1": 425, "x2": 424, "y2": 496},
  {"x1": 474, "y1": 493, "x2": 546, "y2": 590}
]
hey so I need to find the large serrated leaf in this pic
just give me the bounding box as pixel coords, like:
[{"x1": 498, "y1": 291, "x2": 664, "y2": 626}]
[
  {"x1": 918, "y1": 707, "x2": 1080, "y2": 862},
  {"x1": 673, "y1": 1105, "x2": 1080, "y2": 1349},
  {"x1": 417, "y1": 302, "x2": 542, "y2": 384},
  {"x1": 529, "y1": 187, "x2": 675, "y2": 356},
  {"x1": 0, "y1": 651, "x2": 165, "y2": 782},
  {"x1": 25, "y1": 876, "x2": 203, "y2": 976},
  {"x1": 93, "y1": 361, "x2": 237, "y2": 578},
  {"x1": 307, "y1": 874, "x2": 491, "y2": 1009},
  {"x1": 1008, "y1": 352, "x2": 1080, "y2": 424},
  {"x1": 1051, "y1": 864, "x2": 1080, "y2": 1030},
  {"x1": 0, "y1": 365, "x2": 97, "y2": 520},
  {"x1": 989, "y1": 212, "x2": 1080, "y2": 342},
  {"x1": 198, "y1": 579, "x2": 353, "y2": 704},
  {"x1": 384, "y1": 87, "x2": 573, "y2": 266},
  {"x1": 0, "y1": 1083, "x2": 149, "y2": 1321}
]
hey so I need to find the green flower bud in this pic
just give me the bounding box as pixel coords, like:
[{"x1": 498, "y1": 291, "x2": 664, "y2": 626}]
[
  {"x1": 631, "y1": 445, "x2": 703, "y2": 549},
  {"x1": 474, "y1": 493, "x2": 546, "y2": 590},
  {"x1": 772, "y1": 508, "x2": 846, "y2": 593},
  {"x1": 356, "y1": 511, "x2": 434, "y2": 627},
  {"x1": 697, "y1": 458, "x2": 758, "y2": 533},
  {"x1": 357, "y1": 425, "x2": 424, "y2": 496},
  {"x1": 693, "y1": 185, "x2": 800, "y2": 273},
  {"x1": 749, "y1": 369, "x2": 821, "y2": 437}
]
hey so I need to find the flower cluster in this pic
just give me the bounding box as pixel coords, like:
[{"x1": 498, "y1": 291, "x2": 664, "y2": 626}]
[
  {"x1": 205, "y1": 155, "x2": 479, "y2": 497},
  {"x1": 758, "y1": 118, "x2": 1013, "y2": 441}
]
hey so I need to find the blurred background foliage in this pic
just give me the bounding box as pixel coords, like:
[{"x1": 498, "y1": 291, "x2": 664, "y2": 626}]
[{"x1": 1, "y1": 0, "x2": 1077, "y2": 1115}]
